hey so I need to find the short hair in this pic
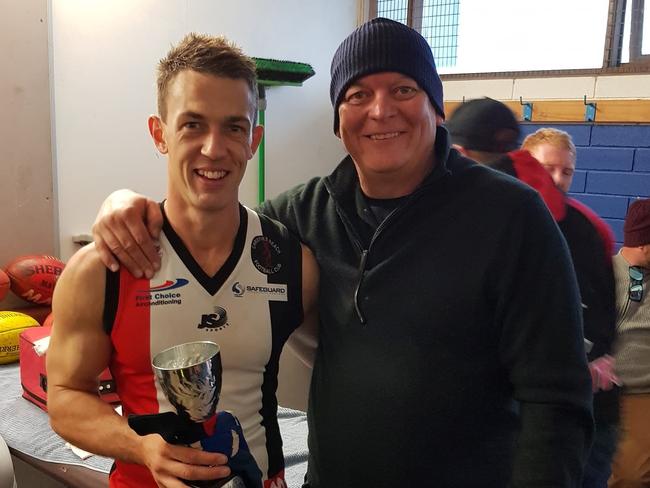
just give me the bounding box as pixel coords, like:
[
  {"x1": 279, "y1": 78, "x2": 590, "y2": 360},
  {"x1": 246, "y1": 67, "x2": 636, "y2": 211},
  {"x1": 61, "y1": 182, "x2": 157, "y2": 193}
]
[
  {"x1": 156, "y1": 33, "x2": 258, "y2": 121},
  {"x1": 521, "y1": 128, "x2": 576, "y2": 162}
]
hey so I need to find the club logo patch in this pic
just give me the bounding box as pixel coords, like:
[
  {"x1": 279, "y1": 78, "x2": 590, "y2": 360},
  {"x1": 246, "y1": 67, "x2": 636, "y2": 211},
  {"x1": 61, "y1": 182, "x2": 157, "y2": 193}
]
[{"x1": 251, "y1": 235, "x2": 282, "y2": 275}]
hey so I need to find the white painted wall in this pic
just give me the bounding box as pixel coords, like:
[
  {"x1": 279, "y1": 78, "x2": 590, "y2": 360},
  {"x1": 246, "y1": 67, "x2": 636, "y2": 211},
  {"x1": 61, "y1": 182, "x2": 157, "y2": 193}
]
[
  {"x1": 52, "y1": 0, "x2": 355, "y2": 260},
  {"x1": 0, "y1": 0, "x2": 54, "y2": 310},
  {"x1": 443, "y1": 73, "x2": 650, "y2": 102}
]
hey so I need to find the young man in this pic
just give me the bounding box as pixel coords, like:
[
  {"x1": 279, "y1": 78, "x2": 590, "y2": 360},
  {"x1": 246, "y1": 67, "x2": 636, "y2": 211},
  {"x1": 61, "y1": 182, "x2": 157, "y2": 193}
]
[
  {"x1": 447, "y1": 99, "x2": 619, "y2": 488},
  {"x1": 47, "y1": 33, "x2": 318, "y2": 488},
  {"x1": 522, "y1": 127, "x2": 576, "y2": 194},
  {"x1": 90, "y1": 19, "x2": 592, "y2": 487},
  {"x1": 523, "y1": 127, "x2": 614, "y2": 256},
  {"x1": 609, "y1": 198, "x2": 650, "y2": 488}
]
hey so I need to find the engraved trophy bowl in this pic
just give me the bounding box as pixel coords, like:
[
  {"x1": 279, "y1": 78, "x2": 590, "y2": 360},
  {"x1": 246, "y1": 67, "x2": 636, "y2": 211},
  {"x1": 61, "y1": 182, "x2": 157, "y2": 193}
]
[
  {"x1": 152, "y1": 341, "x2": 222, "y2": 423},
  {"x1": 151, "y1": 341, "x2": 245, "y2": 487}
]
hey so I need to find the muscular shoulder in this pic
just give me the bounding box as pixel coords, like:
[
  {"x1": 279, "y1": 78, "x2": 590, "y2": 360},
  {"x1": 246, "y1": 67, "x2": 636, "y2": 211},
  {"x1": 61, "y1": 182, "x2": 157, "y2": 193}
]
[
  {"x1": 53, "y1": 244, "x2": 108, "y2": 324},
  {"x1": 59, "y1": 244, "x2": 107, "y2": 288}
]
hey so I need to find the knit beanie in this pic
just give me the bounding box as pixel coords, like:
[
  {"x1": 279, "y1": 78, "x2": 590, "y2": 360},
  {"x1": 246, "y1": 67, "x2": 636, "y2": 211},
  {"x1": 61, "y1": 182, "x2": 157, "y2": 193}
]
[
  {"x1": 445, "y1": 97, "x2": 521, "y2": 153},
  {"x1": 330, "y1": 17, "x2": 444, "y2": 133},
  {"x1": 624, "y1": 198, "x2": 650, "y2": 247}
]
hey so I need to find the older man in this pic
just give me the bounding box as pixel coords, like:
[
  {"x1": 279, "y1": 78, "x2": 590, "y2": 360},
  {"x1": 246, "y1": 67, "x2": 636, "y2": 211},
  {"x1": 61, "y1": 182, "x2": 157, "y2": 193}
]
[{"x1": 91, "y1": 18, "x2": 592, "y2": 487}]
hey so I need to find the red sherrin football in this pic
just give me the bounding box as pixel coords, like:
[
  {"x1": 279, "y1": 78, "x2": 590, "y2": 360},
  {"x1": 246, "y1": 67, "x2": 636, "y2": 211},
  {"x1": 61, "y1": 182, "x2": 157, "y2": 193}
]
[
  {"x1": 4, "y1": 255, "x2": 65, "y2": 305},
  {"x1": 0, "y1": 270, "x2": 9, "y2": 301}
]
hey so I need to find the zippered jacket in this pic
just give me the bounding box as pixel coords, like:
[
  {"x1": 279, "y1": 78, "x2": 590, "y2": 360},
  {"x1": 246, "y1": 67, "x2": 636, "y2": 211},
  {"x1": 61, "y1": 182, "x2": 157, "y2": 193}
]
[
  {"x1": 489, "y1": 150, "x2": 619, "y2": 424},
  {"x1": 259, "y1": 128, "x2": 593, "y2": 488}
]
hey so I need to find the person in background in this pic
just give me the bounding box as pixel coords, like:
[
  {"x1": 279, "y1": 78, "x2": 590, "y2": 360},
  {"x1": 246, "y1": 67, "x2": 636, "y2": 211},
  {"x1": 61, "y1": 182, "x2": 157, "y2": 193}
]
[
  {"x1": 609, "y1": 198, "x2": 650, "y2": 488},
  {"x1": 522, "y1": 127, "x2": 614, "y2": 256},
  {"x1": 522, "y1": 127, "x2": 576, "y2": 194},
  {"x1": 447, "y1": 99, "x2": 620, "y2": 488},
  {"x1": 89, "y1": 19, "x2": 593, "y2": 487},
  {"x1": 46, "y1": 33, "x2": 318, "y2": 488}
]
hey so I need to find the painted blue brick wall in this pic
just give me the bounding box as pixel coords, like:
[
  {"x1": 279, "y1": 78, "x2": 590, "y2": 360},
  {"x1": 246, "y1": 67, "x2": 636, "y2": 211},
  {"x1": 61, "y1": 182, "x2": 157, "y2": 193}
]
[
  {"x1": 576, "y1": 147, "x2": 634, "y2": 171},
  {"x1": 635, "y1": 149, "x2": 650, "y2": 172},
  {"x1": 522, "y1": 123, "x2": 650, "y2": 249}
]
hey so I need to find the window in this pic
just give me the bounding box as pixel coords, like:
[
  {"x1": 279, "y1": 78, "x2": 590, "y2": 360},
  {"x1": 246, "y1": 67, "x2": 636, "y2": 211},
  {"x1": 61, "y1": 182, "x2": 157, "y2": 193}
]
[
  {"x1": 375, "y1": 0, "x2": 460, "y2": 68},
  {"x1": 372, "y1": 0, "x2": 649, "y2": 75},
  {"x1": 610, "y1": 0, "x2": 650, "y2": 65}
]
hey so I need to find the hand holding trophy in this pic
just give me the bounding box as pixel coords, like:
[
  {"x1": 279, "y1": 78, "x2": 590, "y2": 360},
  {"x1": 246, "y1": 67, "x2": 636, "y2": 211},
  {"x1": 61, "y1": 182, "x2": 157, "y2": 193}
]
[{"x1": 129, "y1": 341, "x2": 261, "y2": 488}]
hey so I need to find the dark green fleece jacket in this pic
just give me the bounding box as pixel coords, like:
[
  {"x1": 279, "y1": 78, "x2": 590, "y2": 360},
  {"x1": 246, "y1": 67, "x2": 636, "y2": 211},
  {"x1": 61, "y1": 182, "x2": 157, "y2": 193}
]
[{"x1": 258, "y1": 128, "x2": 593, "y2": 488}]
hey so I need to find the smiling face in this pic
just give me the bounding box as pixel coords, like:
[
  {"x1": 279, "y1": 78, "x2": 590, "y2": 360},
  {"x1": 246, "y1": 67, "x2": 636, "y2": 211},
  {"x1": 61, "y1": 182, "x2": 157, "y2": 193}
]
[
  {"x1": 337, "y1": 72, "x2": 443, "y2": 198},
  {"x1": 150, "y1": 70, "x2": 262, "y2": 214}
]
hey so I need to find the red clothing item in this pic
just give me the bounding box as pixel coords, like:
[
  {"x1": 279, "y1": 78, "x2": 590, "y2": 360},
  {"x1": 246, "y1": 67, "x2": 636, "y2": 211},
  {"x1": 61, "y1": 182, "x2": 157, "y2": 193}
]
[{"x1": 507, "y1": 150, "x2": 567, "y2": 222}]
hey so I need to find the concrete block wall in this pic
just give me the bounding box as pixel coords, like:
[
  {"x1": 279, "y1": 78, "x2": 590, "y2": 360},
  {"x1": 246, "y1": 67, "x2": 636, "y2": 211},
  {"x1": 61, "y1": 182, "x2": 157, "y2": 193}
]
[{"x1": 520, "y1": 124, "x2": 650, "y2": 251}]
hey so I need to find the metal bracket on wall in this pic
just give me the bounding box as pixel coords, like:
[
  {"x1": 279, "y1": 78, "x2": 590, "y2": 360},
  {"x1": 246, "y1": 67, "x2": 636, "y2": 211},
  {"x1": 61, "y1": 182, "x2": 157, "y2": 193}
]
[
  {"x1": 584, "y1": 95, "x2": 597, "y2": 122},
  {"x1": 519, "y1": 97, "x2": 533, "y2": 121}
]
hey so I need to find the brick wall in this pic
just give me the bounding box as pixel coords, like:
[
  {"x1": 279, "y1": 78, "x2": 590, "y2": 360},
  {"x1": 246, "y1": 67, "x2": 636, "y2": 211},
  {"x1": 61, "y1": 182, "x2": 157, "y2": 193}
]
[{"x1": 520, "y1": 124, "x2": 650, "y2": 250}]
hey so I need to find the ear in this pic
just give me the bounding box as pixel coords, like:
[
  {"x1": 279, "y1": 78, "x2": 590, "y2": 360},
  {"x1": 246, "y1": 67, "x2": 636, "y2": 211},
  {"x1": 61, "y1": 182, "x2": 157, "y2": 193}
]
[
  {"x1": 249, "y1": 125, "x2": 264, "y2": 156},
  {"x1": 435, "y1": 114, "x2": 444, "y2": 125},
  {"x1": 148, "y1": 115, "x2": 168, "y2": 154}
]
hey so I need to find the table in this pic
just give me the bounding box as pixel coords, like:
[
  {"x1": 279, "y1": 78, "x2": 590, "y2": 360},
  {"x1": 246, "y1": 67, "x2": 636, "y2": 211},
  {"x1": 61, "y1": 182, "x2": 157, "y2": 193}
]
[
  {"x1": 10, "y1": 448, "x2": 108, "y2": 487},
  {"x1": 0, "y1": 364, "x2": 308, "y2": 488}
]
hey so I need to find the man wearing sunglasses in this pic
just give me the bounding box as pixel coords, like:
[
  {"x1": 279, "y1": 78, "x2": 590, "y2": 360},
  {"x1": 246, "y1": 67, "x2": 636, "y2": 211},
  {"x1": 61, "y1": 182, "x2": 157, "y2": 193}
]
[{"x1": 609, "y1": 198, "x2": 650, "y2": 487}]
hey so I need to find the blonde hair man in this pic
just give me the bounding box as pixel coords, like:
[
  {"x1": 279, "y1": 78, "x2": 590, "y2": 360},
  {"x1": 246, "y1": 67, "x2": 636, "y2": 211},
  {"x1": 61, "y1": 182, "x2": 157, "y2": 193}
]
[{"x1": 522, "y1": 128, "x2": 577, "y2": 193}]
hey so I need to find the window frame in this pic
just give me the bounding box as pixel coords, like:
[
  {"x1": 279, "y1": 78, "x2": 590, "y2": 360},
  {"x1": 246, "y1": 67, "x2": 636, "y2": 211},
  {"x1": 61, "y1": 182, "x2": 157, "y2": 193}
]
[{"x1": 371, "y1": 0, "x2": 650, "y2": 78}]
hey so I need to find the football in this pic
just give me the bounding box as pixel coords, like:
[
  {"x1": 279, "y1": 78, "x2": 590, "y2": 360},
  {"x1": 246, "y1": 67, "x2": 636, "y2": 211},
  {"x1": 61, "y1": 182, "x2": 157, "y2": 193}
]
[
  {"x1": 0, "y1": 311, "x2": 40, "y2": 364},
  {"x1": 4, "y1": 255, "x2": 65, "y2": 305},
  {"x1": 0, "y1": 269, "x2": 9, "y2": 301}
]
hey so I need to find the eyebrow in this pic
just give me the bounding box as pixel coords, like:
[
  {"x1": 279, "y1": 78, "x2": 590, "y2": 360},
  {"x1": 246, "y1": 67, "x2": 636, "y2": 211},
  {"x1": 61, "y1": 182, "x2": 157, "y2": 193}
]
[
  {"x1": 178, "y1": 112, "x2": 251, "y2": 126},
  {"x1": 347, "y1": 76, "x2": 417, "y2": 90},
  {"x1": 179, "y1": 111, "x2": 205, "y2": 120},
  {"x1": 224, "y1": 115, "x2": 251, "y2": 127}
]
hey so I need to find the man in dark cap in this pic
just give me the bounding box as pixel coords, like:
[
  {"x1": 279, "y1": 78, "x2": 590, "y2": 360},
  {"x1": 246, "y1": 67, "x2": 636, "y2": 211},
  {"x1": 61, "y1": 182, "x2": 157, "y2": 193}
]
[
  {"x1": 89, "y1": 19, "x2": 592, "y2": 487},
  {"x1": 447, "y1": 97, "x2": 620, "y2": 488},
  {"x1": 609, "y1": 198, "x2": 650, "y2": 487}
]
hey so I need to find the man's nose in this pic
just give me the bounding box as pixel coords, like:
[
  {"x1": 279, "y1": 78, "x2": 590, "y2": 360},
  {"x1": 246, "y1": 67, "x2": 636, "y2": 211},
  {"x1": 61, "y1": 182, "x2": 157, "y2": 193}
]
[
  {"x1": 202, "y1": 129, "x2": 227, "y2": 160},
  {"x1": 368, "y1": 92, "x2": 397, "y2": 119}
]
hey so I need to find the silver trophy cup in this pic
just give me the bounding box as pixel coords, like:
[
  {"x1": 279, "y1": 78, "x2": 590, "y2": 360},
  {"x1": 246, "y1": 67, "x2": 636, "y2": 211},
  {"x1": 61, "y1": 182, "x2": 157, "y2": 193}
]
[
  {"x1": 152, "y1": 340, "x2": 222, "y2": 423},
  {"x1": 152, "y1": 341, "x2": 244, "y2": 488}
]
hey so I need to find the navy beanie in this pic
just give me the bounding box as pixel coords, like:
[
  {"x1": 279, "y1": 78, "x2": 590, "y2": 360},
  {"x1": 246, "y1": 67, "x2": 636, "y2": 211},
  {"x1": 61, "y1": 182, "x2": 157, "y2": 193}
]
[{"x1": 330, "y1": 17, "x2": 444, "y2": 134}]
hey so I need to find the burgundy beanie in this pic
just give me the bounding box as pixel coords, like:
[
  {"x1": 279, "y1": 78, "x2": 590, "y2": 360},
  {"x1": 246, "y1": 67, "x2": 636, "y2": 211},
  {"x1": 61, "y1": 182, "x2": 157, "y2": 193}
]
[
  {"x1": 330, "y1": 17, "x2": 444, "y2": 134},
  {"x1": 624, "y1": 198, "x2": 650, "y2": 247}
]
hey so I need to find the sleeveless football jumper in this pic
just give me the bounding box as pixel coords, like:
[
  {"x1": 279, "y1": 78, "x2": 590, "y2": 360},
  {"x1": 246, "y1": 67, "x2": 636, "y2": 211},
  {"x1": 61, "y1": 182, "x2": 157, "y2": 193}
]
[{"x1": 104, "y1": 204, "x2": 303, "y2": 488}]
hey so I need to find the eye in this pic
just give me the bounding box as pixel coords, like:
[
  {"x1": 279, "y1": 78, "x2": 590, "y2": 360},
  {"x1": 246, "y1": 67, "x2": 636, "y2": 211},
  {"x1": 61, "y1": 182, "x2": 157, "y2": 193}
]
[
  {"x1": 563, "y1": 168, "x2": 575, "y2": 176},
  {"x1": 344, "y1": 89, "x2": 368, "y2": 104},
  {"x1": 182, "y1": 121, "x2": 201, "y2": 130},
  {"x1": 394, "y1": 86, "x2": 418, "y2": 99},
  {"x1": 228, "y1": 124, "x2": 248, "y2": 135}
]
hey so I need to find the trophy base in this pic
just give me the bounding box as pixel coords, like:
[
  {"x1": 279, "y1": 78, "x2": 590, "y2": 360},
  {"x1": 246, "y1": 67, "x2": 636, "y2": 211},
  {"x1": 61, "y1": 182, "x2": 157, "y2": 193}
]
[{"x1": 185, "y1": 475, "x2": 246, "y2": 488}]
